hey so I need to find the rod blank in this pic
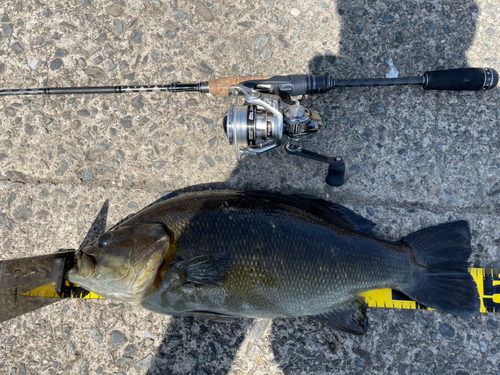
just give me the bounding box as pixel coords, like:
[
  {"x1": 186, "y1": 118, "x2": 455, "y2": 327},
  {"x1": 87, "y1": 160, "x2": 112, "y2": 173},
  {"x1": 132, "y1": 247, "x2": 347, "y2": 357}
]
[{"x1": 0, "y1": 83, "x2": 205, "y2": 96}]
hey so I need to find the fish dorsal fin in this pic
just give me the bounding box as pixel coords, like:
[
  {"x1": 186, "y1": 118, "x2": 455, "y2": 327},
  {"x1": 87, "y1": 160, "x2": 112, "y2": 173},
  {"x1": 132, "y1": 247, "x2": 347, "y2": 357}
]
[
  {"x1": 292, "y1": 194, "x2": 376, "y2": 236},
  {"x1": 170, "y1": 253, "x2": 232, "y2": 286},
  {"x1": 308, "y1": 297, "x2": 369, "y2": 335}
]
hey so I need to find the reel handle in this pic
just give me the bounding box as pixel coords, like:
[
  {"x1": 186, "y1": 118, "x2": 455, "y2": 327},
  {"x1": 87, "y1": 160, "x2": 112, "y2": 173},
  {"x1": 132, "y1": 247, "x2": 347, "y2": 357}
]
[
  {"x1": 423, "y1": 68, "x2": 498, "y2": 91},
  {"x1": 326, "y1": 162, "x2": 346, "y2": 187},
  {"x1": 284, "y1": 143, "x2": 345, "y2": 186}
]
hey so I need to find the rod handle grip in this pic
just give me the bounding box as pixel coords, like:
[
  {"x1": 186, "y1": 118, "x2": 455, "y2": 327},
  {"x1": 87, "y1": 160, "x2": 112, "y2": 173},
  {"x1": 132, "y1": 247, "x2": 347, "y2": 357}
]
[
  {"x1": 208, "y1": 76, "x2": 272, "y2": 96},
  {"x1": 423, "y1": 68, "x2": 498, "y2": 91}
]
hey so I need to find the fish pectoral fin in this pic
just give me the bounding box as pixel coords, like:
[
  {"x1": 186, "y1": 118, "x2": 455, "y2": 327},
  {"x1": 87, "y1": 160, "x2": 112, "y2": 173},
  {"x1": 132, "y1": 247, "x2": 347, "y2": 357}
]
[
  {"x1": 292, "y1": 194, "x2": 376, "y2": 236},
  {"x1": 184, "y1": 310, "x2": 240, "y2": 323},
  {"x1": 308, "y1": 297, "x2": 369, "y2": 335},
  {"x1": 171, "y1": 253, "x2": 232, "y2": 286}
]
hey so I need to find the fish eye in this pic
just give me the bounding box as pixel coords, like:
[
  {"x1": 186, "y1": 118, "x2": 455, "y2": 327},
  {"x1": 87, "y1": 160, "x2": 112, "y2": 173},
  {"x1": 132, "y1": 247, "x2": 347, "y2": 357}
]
[{"x1": 98, "y1": 234, "x2": 110, "y2": 248}]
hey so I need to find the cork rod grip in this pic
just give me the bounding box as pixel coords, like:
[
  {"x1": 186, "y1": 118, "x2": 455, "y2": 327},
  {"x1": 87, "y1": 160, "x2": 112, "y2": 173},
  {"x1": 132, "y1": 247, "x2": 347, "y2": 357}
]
[{"x1": 208, "y1": 76, "x2": 272, "y2": 96}]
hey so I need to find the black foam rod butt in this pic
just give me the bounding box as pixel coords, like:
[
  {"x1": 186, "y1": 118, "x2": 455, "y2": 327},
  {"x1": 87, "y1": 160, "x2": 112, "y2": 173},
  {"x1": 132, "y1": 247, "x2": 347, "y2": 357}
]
[{"x1": 423, "y1": 68, "x2": 498, "y2": 91}]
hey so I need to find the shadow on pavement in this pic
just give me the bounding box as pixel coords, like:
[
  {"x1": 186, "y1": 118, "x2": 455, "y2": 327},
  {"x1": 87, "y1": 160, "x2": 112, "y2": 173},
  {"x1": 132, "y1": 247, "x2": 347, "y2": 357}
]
[
  {"x1": 132, "y1": 0, "x2": 479, "y2": 373},
  {"x1": 150, "y1": 316, "x2": 252, "y2": 375},
  {"x1": 77, "y1": 199, "x2": 109, "y2": 251}
]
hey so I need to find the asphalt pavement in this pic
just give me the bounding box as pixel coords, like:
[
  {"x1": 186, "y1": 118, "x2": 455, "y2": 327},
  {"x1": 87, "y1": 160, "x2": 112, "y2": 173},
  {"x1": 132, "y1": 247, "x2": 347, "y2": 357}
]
[{"x1": 0, "y1": 0, "x2": 499, "y2": 374}]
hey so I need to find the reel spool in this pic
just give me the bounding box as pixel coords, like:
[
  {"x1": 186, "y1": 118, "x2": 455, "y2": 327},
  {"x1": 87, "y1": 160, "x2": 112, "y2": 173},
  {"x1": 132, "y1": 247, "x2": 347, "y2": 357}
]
[{"x1": 223, "y1": 86, "x2": 283, "y2": 160}]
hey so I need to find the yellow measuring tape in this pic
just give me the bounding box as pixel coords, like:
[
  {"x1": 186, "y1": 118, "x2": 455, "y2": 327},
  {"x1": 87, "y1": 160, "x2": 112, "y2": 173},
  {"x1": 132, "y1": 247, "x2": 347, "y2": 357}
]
[
  {"x1": 22, "y1": 280, "x2": 104, "y2": 299},
  {"x1": 22, "y1": 268, "x2": 500, "y2": 313}
]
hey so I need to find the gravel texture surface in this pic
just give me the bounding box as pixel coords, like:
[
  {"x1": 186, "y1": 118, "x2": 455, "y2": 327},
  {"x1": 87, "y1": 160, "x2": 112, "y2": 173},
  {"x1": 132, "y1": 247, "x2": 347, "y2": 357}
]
[{"x1": 1, "y1": 0, "x2": 499, "y2": 374}]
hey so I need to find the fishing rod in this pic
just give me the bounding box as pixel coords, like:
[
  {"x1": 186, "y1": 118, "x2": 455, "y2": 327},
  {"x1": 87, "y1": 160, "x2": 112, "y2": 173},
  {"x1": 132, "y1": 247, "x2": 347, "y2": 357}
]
[{"x1": 1, "y1": 67, "x2": 497, "y2": 186}]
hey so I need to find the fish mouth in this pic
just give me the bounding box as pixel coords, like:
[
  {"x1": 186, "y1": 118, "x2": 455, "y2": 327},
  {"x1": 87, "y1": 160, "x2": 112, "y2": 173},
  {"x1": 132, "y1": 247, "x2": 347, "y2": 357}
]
[
  {"x1": 75, "y1": 251, "x2": 97, "y2": 279},
  {"x1": 67, "y1": 250, "x2": 93, "y2": 282},
  {"x1": 68, "y1": 252, "x2": 166, "y2": 302},
  {"x1": 68, "y1": 225, "x2": 171, "y2": 302}
]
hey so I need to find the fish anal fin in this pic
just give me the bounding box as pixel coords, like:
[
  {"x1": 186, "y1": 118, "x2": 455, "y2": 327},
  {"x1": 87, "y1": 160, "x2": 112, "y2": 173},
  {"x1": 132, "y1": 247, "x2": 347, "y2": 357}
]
[
  {"x1": 308, "y1": 297, "x2": 369, "y2": 335},
  {"x1": 171, "y1": 253, "x2": 232, "y2": 286}
]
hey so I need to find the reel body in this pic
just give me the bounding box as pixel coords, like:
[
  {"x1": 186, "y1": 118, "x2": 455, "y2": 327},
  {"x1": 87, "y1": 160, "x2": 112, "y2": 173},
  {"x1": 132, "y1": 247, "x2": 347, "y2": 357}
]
[{"x1": 223, "y1": 85, "x2": 322, "y2": 160}]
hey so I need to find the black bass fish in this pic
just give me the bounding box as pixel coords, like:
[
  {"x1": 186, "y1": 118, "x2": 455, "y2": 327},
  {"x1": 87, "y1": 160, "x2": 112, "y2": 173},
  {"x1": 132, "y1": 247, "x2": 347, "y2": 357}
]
[{"x1": 68, "y1": 191, "x2": 480, "y2": 334}]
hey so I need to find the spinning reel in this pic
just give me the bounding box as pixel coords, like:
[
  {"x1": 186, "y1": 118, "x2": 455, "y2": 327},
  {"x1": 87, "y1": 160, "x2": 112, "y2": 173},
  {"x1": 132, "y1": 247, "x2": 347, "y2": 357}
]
[{"x1": 223, "y1": 85, "x2": 345, "y2": 186}]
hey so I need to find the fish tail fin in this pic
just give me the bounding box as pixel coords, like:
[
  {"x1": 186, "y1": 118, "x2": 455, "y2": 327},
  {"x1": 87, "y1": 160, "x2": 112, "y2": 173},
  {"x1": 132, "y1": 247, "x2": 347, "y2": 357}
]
[{"x1": 401, "y1": 220, "x2": 480, "y2": 317}]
